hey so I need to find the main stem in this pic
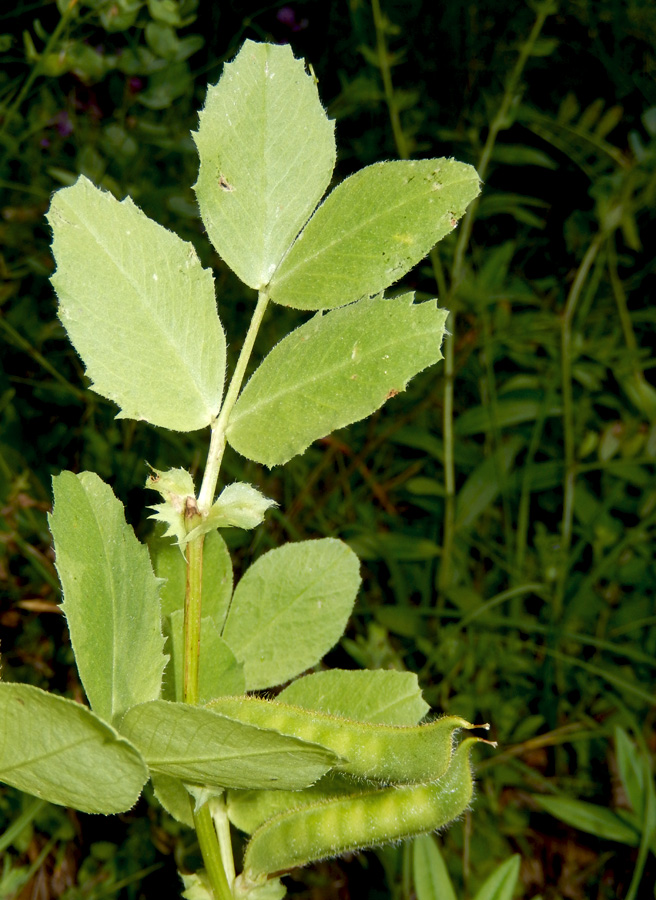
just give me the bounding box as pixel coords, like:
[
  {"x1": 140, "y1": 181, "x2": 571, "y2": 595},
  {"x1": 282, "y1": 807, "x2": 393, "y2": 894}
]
[{"x1": 183, "y1": 289, "x2": 271, "y2": 898}]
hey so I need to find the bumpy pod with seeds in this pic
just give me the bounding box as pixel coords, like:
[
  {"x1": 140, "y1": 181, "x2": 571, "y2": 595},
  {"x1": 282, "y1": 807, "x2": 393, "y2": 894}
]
[
  {"x1": 208, "y1": 695, "x2": 480, "y2": 784},
  {"x1": 233, "y1": 737, "x2": 484, "y2": 895}
]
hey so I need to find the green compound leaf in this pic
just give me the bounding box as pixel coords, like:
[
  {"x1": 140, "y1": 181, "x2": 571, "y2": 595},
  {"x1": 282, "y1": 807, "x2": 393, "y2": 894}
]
[
  {"x1": 193, "y1": 40, "x2": 335, "y2": 289},
  {"x1": 48, "y1": 175, "x2": 225, "y2": 432},
  {"x1": 269, "y1": 158, "x2": 480, "y2": 310},
  {"x1": 279, "y1": 669, "x2": 429, "y2": 726},
  {"x1": 50, "y1": 471, "x2": 167, "y2": 725},
  {"x1": 0, "y1": 683, "x2": 147, "y2": 814},
  {"x1": 239, "y1": 737, "x2": 484, "y2": 885},
  {"x1": 227, "y1": 293, "x2": 449, "y2": 467},
  {"x1": 221, "y1": 539, "x2": 361, "y2": 690},
  {"x1": 118, "y1": 700, "x2": 338, "y2": 789}
]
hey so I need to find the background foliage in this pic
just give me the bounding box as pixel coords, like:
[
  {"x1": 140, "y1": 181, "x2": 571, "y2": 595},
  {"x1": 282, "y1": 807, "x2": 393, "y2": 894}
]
[{"x1": 1, "y1": 1, "x2": 655, "y2": 898}]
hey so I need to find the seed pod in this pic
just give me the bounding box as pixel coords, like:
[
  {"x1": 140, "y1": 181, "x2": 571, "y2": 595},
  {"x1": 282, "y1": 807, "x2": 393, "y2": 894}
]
[
  {"x1": 208, "y1": 696, "x2": 477, "y2": 784},
  {"x1": 238, "y1": 736, "x2": 483, "y2": 887},
  {"x1": 228, "y1": 772, "x2": 359, "y2": 835}
]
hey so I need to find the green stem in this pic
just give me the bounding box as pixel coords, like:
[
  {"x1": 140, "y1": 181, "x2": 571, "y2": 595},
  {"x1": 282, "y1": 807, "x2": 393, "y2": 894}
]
[
  {"x1": 0, "y1": 797, "x2": 46, "y2": 854},
  {"x1": 183, "y1": 529, "x2": 204, "y2": 706},
  {"x1": 211, "y1": 795, "x2": 237, "y2": 887},
  {"x1": 0, "y1": 0, "x2": 79, "y2": 148},
  {"x1": 194, "y1": 803, "x2": 234, "y2": 900},
  {"x1": 513, "y1": 382, "x2": 558, "y2": 581},
  {"x1": 554, "y1": 231, "x2": 605, "y2": 620},
  {"x1": 0, "y1": 316, "x2": 86, "y2": 401},
  {"x1": 197, "y1": 290, "x2": 270, "y2": 512},
  {"x1": 370, "y1": 0, "x2": 409, "y2": 160},
  {"x1": 437, "y1": 308, "x2": 456, "y2": 598},
  {"x1": 184, "y1": 290, "x2": 271, "y2": 896}
]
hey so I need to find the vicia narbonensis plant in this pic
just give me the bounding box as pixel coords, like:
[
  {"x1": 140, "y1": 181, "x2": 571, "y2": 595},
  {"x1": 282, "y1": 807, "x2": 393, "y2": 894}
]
[{"x1": 0, "y1": 41, "x2": 487, "y2": 900}]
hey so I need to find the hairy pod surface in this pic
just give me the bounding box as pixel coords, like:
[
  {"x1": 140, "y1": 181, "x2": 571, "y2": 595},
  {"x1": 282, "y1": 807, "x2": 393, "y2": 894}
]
[
  {"x1": 241, "y1": 737, "x2": 482, "y2": 883},
  {"x1": 208, "y1": 696, "x2": 475, "y2": 784},
  {"x1": 228, "y1": 772, "x2": 360, "y2": 835}
]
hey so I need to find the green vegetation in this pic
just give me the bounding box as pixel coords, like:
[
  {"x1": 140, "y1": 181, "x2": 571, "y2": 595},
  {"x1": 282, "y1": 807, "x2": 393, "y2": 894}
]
[{"x1": 1, "y1": 2, "x2": 654, "y2": 899}]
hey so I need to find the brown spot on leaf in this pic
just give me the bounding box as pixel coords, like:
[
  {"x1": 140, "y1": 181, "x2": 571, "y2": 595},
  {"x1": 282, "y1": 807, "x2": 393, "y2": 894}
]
[
  {"x1": 386, "y1": 388, "x2": 400, "y2": 400},
  {"x1": 219, "y1": 175, "x2": 234, "y2": 192}
]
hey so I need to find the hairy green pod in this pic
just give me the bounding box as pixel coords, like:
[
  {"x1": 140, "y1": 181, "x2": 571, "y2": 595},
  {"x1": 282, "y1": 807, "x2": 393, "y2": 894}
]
[
  {"x1": 239, "y1": 737, "x2": 482, "y2": 886},
  {"x1": 228, "y1": 772, "x2": 359, "y2": 835},
  {"x1": 208, "y1": 696, "x2": 476, "y2": 784}
]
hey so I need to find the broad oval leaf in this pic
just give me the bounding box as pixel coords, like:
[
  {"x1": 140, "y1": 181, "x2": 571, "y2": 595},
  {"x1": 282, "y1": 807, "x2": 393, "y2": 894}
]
[
  {"x1": 48, "y1": 175, "x2": 225, "y2": 432},
  {"x1": 227, "y1": 293, "x2": 448, "y2": 467},
  {"x1": 221, "y1": 539, "x2": 360, "y2": 690},
  {"x1": 269, "y1": 158, "x2": 481, "y2": 309},
  {"x1": 193, "y1": 40, "x2": 335, "y2": 289},
  {"x1": 279, "y1": 669, "x2": 429, "y2": 725},
  {"x1": 118, "y1": 700, "x2": 337, "y2": 789},
  {"x1": 50, "y1": 471, "x2": 167, "y2": 725},
  {"x1": 0, "y1": 683, "x2": 147, "y2": 814}
]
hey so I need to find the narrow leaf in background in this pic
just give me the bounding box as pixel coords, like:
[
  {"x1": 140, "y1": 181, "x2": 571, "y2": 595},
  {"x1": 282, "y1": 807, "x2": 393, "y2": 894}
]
[
  {"x1": 222, "y1": 539, "x2": 360, "y2": 689},
  {"x1": 118, "y1": 700, "x2": 338, "y2": 789},
  {"x1": 471, "y1": 854, "x2": 520, "y2": 900},
  {"x1": 413, "y1": 834, "x2": 457, "y2": 900},
  {"x1": 269, "y1": 158, "x2": 480, "y2": 309},
  {"x1": 532, "y1": 795, "x2": 640, "y2": 845},
  {"x1": 227, "y1": 293, "x2": 448, "y2": 467},
  {"x1": 48, "y1": 176, "x2": 225, "y2": 432},
  {"x1": 0, "y1": 684, "x2": 147, "y2": 815},
  {"x1": 193, "y1": 40, "x2": 335, "y2": 289},
  {"x1": 50, "y1": 471, "x2": 167, "y2": 725}
]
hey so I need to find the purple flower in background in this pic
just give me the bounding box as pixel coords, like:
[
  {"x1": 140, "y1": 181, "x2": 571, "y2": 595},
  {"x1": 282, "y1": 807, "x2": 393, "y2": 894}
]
[
  {"x1": 128, "y1": 77, "x2": 144, "y2": 94},
  {"x1": 276, "y1": 6, "x2": 308, "y2": 32},
  {"x1": 53, "y1": 110, "x2": 74, "y2": 137}
]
